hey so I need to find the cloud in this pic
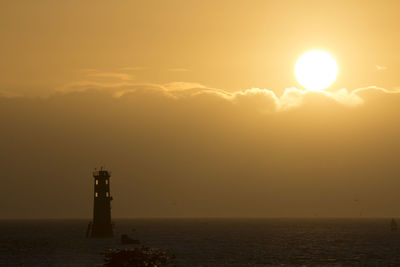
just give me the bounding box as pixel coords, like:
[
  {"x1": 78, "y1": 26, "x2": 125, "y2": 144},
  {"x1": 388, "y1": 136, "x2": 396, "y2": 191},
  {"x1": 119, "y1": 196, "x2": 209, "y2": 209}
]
[
  {"x1": 86, "y1": 72, "x2": 134, "y2": 81},
  {"x1": 55, "y1": 68, "x2": 400, "y2": 113},
  {"x1": 163, "y1": 82, "x2": 205, "y2": 91},
  {"x1": 0, "y1": 90, "x2": 24, "y2": 98},
  {"x1": 54, "y1": 78, "x2": 400, "y2": 113},
  {"x1": 167, "y1": 68, "x2": 190, "y2": 72},
  {"x1": 78, "y1": 68, "x2": 98, "y2": 73},
  {"x1": 376, "y1": 65, "x2": 387, "y2": 71},
  {"x1": 352, "y1": 85, "x2": 400, "y2": 95},
  {"x1": 118, "y1": 67, "x2": 147, "y2": 71}
]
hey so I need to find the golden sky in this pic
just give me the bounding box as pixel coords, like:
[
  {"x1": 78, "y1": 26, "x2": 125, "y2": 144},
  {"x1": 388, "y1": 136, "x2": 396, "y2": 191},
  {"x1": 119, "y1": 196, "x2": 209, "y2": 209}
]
[
  {"x1": 1, "y1": 0, "x2": 400, "y2": 218},
  {"x1": 1, "y1": 0, "x2": 400, "y2": 95}
]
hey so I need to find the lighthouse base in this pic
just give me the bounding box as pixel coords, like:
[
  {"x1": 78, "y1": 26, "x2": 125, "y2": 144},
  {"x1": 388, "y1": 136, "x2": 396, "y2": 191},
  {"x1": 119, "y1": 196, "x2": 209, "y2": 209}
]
[{"x1": 88, "y1": 221, "x2": 113, "y2": 238}]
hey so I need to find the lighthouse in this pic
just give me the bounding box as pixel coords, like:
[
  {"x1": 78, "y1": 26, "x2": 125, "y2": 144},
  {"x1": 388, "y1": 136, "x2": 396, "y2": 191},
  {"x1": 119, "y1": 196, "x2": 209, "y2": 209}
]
[{"x1": 90, "y1": 167, "x2": 113, "y2": 238}]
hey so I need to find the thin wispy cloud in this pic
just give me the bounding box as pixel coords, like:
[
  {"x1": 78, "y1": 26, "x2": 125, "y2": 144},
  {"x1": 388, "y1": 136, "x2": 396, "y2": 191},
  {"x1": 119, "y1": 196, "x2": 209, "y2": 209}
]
[
  {"x1": 86, "y1": 72, "x2": 134, "y2": 81},
  {"x1": 376, "y1": 65, "x2": 387, "y2": 71},
  {"x1": 78, "y1": 68, "x2": 98, "y2": 73},
  {"x1": 167, "y1": 68, "x2": 190, "y2": 72},
  {"x1": 118, "y1": 67, "x2": 147, "y2": 71},
  {"x1": 0, "y1": 90, "x2": 23, "y2": 98}
]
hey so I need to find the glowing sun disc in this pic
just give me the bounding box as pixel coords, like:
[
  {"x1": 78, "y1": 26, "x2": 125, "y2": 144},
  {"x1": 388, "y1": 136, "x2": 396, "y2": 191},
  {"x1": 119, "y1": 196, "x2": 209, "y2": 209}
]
[{"x1": 295, "y1": 50, "x2": 338, "y2": 91}]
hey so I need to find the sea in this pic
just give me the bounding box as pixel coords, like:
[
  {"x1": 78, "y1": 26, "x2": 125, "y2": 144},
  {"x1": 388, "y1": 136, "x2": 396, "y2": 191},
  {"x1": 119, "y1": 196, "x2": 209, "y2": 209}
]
[{"x1": 1, "y1": 218, "x2": 400, "y2": 266}]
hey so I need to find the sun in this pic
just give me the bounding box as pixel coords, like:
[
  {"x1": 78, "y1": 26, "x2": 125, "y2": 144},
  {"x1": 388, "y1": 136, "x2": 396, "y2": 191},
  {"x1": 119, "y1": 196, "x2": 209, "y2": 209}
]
[{"x1": 295, "y1": 50, "x2": 338, "y2": 91}]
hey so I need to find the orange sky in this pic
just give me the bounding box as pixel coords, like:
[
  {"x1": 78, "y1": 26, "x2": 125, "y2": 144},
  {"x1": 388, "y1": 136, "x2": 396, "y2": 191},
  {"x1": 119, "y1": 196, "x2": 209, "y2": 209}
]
[
  {"x1": 1, "y1": 1, "x2": 400, "y2": 218},
  {"x1": 1, "y1": 0, "x2": 400, "y2": 95}
]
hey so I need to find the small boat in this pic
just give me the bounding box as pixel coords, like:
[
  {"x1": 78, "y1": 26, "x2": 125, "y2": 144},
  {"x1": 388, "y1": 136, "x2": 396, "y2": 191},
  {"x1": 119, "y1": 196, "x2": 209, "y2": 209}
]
[
  {"x1": 121, "y1": 234, "x2": 141, "y2": 245},
  {"x1": 391, "y1": 218, "x2": 397, "y2": 231}
]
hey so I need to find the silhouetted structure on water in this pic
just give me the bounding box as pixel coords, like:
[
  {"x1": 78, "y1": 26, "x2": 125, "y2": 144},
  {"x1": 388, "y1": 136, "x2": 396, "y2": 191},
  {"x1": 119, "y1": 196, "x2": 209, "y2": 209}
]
[
  {"x1": 87, "y1": 167, "x2": 113, "y2": 238},
  {"x1": 391, "y1": 218, "x2": 397, "y2": 231},
  {"x1": 121, "y1": 234, "x2": 140, "y2": 245}
]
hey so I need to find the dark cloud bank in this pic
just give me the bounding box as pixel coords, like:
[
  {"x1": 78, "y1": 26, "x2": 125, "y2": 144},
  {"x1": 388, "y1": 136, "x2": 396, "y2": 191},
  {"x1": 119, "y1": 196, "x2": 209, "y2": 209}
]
[{"x1": 1, "y1": 84, "x2": 400, "y2": 218}]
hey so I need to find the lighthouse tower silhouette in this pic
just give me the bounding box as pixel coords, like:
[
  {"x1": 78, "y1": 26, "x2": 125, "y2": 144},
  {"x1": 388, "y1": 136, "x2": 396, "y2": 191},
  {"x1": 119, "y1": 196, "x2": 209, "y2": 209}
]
[{"x1": 90, "y1": 167, "x2": 113, "y2": 238}]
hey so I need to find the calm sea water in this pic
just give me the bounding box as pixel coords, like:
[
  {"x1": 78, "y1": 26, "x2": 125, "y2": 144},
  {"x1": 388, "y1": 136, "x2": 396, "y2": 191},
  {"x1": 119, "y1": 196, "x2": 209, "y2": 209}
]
[{"x1": 1, "y1": 218, "x2": 400, "y2": 266}]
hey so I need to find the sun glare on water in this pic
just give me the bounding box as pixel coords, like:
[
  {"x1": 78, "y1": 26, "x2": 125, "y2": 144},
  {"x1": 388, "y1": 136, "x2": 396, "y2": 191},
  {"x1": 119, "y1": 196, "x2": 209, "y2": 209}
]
[{"x1": 295, "y1": 50, "x2": 338, "y2": 91}]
